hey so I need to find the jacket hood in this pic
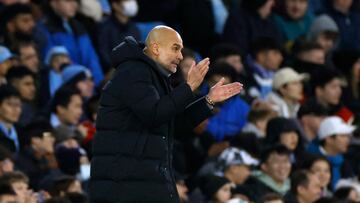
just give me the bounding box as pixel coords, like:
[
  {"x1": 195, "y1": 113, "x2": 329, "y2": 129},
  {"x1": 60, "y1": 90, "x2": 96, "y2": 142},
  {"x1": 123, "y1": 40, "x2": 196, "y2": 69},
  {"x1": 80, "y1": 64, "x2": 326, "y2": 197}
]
[{"x1": 111, "y1": 36, "x2": 155, "y2": 69}]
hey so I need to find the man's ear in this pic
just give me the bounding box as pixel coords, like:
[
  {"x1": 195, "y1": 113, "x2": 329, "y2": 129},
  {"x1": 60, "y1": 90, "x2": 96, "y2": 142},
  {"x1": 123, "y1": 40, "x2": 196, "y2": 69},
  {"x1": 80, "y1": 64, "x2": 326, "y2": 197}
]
[
  {"x1": 315, "y1": 86, "x2": 322, "y2": 98},
  {"x1": 297, "y1": 185, "x2": 306, "y2": 196},
  {"x1": 6, "y1": 21, "x2": 15, "y2": 33},
  {"x1": 56, "y1": 105, "x2": 65, "y2": 116},
  {"x1": 261, "y1": 163, "x2": 267, "y2": 172},
  {"x1": 152, "y1": 43, "x2": 160, "y2": 56}
]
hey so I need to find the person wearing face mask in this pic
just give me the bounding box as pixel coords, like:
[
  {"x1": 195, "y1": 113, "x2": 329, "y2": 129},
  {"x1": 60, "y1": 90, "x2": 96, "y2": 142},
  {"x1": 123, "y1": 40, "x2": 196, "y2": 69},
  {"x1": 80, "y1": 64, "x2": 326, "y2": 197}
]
[{"x1": 96, "y1": 0, "x2": 140, "y2": 74}]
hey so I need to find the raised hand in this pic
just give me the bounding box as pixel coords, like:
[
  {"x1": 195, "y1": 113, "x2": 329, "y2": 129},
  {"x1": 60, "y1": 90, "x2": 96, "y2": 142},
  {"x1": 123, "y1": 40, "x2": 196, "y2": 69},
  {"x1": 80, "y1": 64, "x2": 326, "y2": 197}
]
[
  {"x1": 186, "y1": 58, "x2": 210, "y2": 91},
  {"x1": 207, "y1": 77, "x2": 243, "y2": 103}
]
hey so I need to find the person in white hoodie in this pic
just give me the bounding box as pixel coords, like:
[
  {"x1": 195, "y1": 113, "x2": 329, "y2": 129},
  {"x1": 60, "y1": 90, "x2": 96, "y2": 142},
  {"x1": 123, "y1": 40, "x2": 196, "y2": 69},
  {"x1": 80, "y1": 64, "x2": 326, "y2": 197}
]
[{"x1": 267, "y1": 68, "x2": 308, "y2": 118}]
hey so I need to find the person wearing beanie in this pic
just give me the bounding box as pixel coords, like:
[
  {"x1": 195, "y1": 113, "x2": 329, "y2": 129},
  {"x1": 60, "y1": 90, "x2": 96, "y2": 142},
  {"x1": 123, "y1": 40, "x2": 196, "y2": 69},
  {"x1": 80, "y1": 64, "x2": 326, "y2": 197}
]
[
  {"x1": 61, "y1": 64, "x2": 95, "y2": 99},
  {"x1": 222, "y1": 0, "x2": 281, "y2": 54},
  {"x1": 0, "y1": 46, "x2": 16, "y2": 85},
  {"x1": 307, "y1": 14, "x2": 339, "y2": 53},
  {"x1": 264, "y1": 117, "x2": 305, "y2": 167},
  {"x1": 200, "y1": 175, "x2": 232, "y2": 203},
  {"x1": 307, "y1": 116, "x2": 355, "y2": 189},
  {"x1": 39, "y1": 46, "x2": 71, "y2": 107},
  {"x1": 266, "y1": 67, "x2": 307, "y2": 118}
]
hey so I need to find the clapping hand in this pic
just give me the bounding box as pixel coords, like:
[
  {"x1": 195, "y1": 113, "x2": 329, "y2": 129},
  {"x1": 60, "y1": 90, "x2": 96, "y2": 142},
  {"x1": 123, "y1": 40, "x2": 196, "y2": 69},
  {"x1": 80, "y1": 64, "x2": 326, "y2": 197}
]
[
  {"x1": 186, "y1": 58, "x2": 210, "y2": 91},
  {"x1": 207, "y1": 77, "x2": 243, "y2": 103}
]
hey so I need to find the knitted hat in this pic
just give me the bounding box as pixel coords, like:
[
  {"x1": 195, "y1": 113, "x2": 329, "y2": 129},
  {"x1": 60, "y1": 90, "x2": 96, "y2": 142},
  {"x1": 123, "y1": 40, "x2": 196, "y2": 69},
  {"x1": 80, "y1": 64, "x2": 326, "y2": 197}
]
[
  {"x1": 0, "y1": 46, "x2": 14, "y2": 63},
  {"x1": 44, "y1": 46, "x2": 69, "y2": 66},
  {"x1": 200, "y1": 175, "x2": 230, "y2": 200},
  {"x1": 62, "y1": 64, "x2": 92, "y2": 85}
]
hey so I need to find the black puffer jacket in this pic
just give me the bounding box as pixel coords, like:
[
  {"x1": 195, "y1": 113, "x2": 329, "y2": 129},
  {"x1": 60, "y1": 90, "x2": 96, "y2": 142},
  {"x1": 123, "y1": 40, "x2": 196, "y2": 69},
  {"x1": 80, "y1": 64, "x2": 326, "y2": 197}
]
[{"x1": 89, "y1": 36, "x2": 212, "y2": 203}]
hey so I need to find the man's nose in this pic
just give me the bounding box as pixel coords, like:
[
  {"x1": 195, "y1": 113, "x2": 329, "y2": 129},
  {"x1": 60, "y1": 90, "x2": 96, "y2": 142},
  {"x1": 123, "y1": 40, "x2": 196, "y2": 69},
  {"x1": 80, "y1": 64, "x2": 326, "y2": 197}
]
[{"x1": 178, "y1": 53, "x2": 183, "y2": 61}]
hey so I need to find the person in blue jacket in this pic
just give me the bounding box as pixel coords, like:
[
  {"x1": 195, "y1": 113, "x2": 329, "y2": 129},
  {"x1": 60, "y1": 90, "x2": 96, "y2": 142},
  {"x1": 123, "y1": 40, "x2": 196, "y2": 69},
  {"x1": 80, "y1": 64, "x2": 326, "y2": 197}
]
[{"x1": 35, "y1": 0, "x2": 104, "y2": 85}]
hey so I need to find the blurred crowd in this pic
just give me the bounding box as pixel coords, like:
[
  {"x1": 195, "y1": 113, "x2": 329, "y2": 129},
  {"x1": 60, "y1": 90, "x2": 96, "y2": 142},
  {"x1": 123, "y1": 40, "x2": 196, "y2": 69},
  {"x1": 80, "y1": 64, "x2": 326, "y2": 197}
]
[{"x1": 1, "y1": 0, "x2": 360, "y2": 202}]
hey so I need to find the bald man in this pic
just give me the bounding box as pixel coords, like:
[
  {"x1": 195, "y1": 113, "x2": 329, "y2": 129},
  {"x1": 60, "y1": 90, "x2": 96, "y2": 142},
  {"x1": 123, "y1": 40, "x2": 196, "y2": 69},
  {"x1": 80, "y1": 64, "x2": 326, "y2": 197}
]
[{"x1": 90, "y1": 26, "x2": 243, "y2": 203}]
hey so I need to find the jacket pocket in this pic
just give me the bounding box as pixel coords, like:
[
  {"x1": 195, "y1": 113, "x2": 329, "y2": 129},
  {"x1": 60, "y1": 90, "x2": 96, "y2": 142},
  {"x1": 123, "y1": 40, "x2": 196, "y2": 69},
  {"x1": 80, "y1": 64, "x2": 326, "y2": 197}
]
[{"x1": 132, "y1": 130, "x2": 148, "y2": 159}]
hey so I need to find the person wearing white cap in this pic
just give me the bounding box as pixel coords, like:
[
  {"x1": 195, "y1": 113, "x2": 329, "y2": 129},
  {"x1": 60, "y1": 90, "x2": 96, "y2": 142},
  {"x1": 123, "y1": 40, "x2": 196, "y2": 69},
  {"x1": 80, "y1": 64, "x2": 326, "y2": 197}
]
[
  {"x1": 215, "y1": 147, "x2": 259, "y2": 185},
  {"x1": 266, "y1": 67, "x2": 308, "y2": 118},
  {"x1": 308, "y1": 116, "x2": 355, "y2": 189}
]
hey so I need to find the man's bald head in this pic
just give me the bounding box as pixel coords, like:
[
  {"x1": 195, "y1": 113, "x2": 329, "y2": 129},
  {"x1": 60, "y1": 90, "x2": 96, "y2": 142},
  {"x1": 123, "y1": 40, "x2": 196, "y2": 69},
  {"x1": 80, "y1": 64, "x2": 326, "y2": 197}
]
[
  {"x1": 144, "y1": 26, "x2": 184, "y2": 73},
  {"x1": 145, "y1": 26, "x2": 181, "y2": 47}
]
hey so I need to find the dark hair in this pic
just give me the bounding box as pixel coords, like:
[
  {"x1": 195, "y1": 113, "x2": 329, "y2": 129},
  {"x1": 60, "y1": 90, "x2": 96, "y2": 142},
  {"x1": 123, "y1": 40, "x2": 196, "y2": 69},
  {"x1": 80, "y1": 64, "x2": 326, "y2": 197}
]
[
  {"x1": 45, "y1": 197, "x2": 71, "y2": 203},
  {"x1": 297, "y1": 99, "x2": 329, "y2": 118},
  {"x1": 250, "y1": 37, "x2": 282, "y2": 58},
  {"x1": 260, "y1": 144, "x2": 291, "y2": 164},
  {"x1": 84, "y1": 94, "x2": 99, "y2": 122},
  {"x1": 259, "y1": 193, "x2": 283, "y2": 203},
  {"x1": 314, "y1": 197, "x2": 348, "y2": 203},
  {"x1": 334, "y1": 187, "x2": 356, "y2": 200},
  {"x1": 65, "y1": 192, "x2": 88, "y2": 203},
  {"x1": 242, "y1": 0, "x2": 269, "y2": 11},
  {"x1": 51, "y1": 87, "x2": 81, "y2": 113},
  {"x1": 51, "y1": 176, "x2": 77, "y2": 197},
  {"x1": 302, "y1": 154, "x2": 331, "y2": 170},
  {"x1": 248, "y1": 108, "x2": 276, "y2": 123},
  {"x1": 290, "y1": 170, "x2": 312, "y2": 194},
  {"x1": 20, "y1": 119, "x2": 53, "y2": 146},
  {"x1": 211, "y1": 43, "x2": 241, "y2": 61},
  {"x1": 0, "y1": 145, "x2": 13, "y2": 162},
  {"x1": 265, "y1": 117, "x2": 303, "y2": 154},
  {"x1": 311, "y1": 69, "x2": 341, "y2": 89},
  {"x1": 0, "y1": 85, "x2": 20, "y2": 104},
  {"x1": 13, "y1": 40, "x2": 38, "y2": 56},
  {"x1": 319, "y1": 135, "x2": 337, "y2": 147},
  {"x1": 292, "y1": 39, "x2": 323, "y2": 57},
  {"x1": 0, "y1": 183, "x2": 16, "y2": 196},
  {"x1": 6, "y1": 65, "x2": 35, "y2": 83},
  {"x1": 230, "y1": 132, "x2": 261, "y2": 159},
  {"x1": 205, "y1": 62, "x2": 237, "y2": 83},
  {"x1": 0, "y1": 3, "x2": 33, "y2": 32},
  {"x1": 0, "y1": 171, "x2": 29, "y2": 185}
]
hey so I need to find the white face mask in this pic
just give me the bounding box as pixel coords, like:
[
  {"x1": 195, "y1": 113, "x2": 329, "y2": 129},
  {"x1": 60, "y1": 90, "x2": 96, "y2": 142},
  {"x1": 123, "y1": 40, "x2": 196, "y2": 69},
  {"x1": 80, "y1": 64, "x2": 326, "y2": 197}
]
[
  {"x1": 79, "y1": 163, "x2": 91, "y2": 181},
  {"x1": 122, "y1": 0, "x2": 139, "y2": 17}
]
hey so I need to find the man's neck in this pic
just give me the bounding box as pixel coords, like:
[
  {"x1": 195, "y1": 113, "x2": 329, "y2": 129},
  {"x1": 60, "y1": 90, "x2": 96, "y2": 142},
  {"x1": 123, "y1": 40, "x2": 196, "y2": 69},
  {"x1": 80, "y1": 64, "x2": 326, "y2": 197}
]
[
  {"x1": 322, "y1": 145, "x2": 339, "y2": 156},
  {"x1": 316, "y1": 97, "x2": 329, "y2": 108},
  {"x1": 257, "y1": 8, "x2": 269, "y2": 19},
  {"x1": 0, "y1": 119, "x2": 13, "y2": 131},
  {"x1": 114, "y1": 12, "x2": 129, "y2": 24},
  {"x1": 302, "y1": 123, "x2": 316, "y2": 141},
  {"x1": 297, "y1": 195, "x2": 309, "y2": 203},
  {"x1": 334, "y1": 4, "x2": 350, "y2": 14},
  {"x1": 283, "y1": 96, "x2": 298, "y2": 106}
]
